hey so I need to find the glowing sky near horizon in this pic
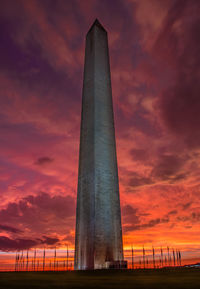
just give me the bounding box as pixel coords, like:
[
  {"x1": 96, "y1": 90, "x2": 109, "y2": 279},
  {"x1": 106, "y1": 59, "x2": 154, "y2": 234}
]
[{"x1": 0, "y1": 0, "x2": 200, "y2": 262}]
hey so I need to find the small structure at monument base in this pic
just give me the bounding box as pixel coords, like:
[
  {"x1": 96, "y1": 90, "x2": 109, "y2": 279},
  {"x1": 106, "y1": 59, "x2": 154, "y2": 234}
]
[{"x1": 105, "y1": 260, "x2": 127, "y2": 269}]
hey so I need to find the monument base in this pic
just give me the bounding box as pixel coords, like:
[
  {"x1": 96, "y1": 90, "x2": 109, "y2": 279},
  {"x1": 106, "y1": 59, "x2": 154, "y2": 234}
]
[{"x1": 105, "y1": 260, "x2": 127, "y2": 269}]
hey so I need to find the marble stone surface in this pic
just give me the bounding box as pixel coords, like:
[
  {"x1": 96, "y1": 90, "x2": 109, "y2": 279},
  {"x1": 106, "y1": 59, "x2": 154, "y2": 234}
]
[{"x1": 74, "y1": 19, "x2": 124, "y2": 270}]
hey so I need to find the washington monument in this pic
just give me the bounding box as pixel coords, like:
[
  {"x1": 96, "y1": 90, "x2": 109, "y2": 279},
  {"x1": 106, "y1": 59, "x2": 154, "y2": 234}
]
[{"x1": 74, "y1": 19, "x2": 125, "y2": 270}]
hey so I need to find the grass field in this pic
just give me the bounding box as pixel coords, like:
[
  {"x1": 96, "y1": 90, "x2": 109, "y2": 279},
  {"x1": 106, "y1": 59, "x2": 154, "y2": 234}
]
[{"x1": 0, "y1": 268, "x2": 199, "y2": 289}]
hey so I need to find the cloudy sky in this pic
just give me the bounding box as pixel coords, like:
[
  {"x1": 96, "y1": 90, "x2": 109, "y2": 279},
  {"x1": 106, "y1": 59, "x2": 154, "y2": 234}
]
[{"x1": 0, "y1": 0, "x2": 200, "y2": 262}]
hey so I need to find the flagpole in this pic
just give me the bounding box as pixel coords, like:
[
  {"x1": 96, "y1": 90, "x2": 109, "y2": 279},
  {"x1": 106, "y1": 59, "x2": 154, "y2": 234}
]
[
  {"x1": 54, "y1": 247, "x2": 56, "y2": 271},
  {"x1": 26, "y1": 251, "x2": 29, "y2": 271},
  {"x1": 131, "y1": 246, "x2": 134, "y2": 270},
  {"x1": 143, "y1": 246, "x2": 145, "y2": 269}
]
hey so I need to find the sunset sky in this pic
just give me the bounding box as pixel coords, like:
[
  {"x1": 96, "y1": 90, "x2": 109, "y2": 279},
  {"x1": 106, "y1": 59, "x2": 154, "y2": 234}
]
[{"x1": 0, "y1": 0, "x2": 200, "y2": 263}]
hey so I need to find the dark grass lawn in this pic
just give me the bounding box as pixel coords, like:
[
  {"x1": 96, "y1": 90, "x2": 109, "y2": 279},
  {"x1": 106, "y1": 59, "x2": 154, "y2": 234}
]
[{"x1": 0, "y1": 268, "x2": 199, "y2": 289}]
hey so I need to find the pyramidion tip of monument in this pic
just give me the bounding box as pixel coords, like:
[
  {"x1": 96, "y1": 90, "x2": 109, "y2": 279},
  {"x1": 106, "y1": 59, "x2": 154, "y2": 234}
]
[
  {"x1": 93, "y1": 18, "x2": 103, "y2": 27},
  {"x1": 87, "y1": 18, "x2": 107, "y2": 35}
]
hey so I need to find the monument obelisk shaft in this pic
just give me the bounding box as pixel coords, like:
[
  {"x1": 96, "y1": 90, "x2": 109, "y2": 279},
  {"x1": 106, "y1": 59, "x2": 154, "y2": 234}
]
[{"x1": 75, "y1": 19, "x2": 123, "y2": 270}]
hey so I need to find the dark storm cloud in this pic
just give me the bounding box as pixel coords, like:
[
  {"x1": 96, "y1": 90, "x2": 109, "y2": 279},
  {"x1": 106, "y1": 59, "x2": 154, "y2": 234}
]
[
  {"x1": 151, "y1": 154, "x2": 187, "y2": 181},
  {"x1": 42, "y1": 236, "x2": 59, "y2": 245},
  {"x1": 129, "y1": 148, "x2": 150, "y2": 162},
  {"x1": 127, "y1": 153, "x2": 188, "y2": 188},
  {"x1": 127, "y1": 151, "x2": 188, "y2": 188},
  {"x1": 163, "y1": 210, "x2": 177, "y2": 221},
  {"x1": 182, "y1": 202, "x2": 192, "y2": 210},
  {"x1": 122, "y1": 204, "x2": 138, "y2": 216},
  {"x1": 0, "y1": 192, "x2": 75, "y2": 242},
  {"x1": 0, "y1": 235, "x2": 59, "y2": 251},
  {"x1": 24, "y1": 192, "x2": 75, "y2": 219},
  {"x1": 35, "y1": 157, "x2": 54, "y2": 166},
  {"x1": 167, "y1": 210, "x2": 177, "y2": 216},
  {"x1": 0, "y1": 236, "x2": 37, "y2": 251},
  {"x1": 122, "y1": 205, "x2": 140, "y2": 227},
  {"x1": 177, "y1": 211, "x2": 200, "y2": 223},
  {"x1": 62, "y1": 234, "x2": 75, "y2": 244},
  {"x1": 156, "y1": 0, "x2": 200, "y2": 148},
  {"x1": 122, "y1": 204, "x2": 140, "y2": 225},
  {"x1": 128, "y1": 172, "x2": 154, "y2": 187},
  {"x1": 124, "y1": 217, "x2": 169, "y2": 233},
  {"x1": 0, "y1": 224, "x2": 23, "y2": 234},
  {"x1": 0, "y1": 192, "x2": 72, "y2": 250}
]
